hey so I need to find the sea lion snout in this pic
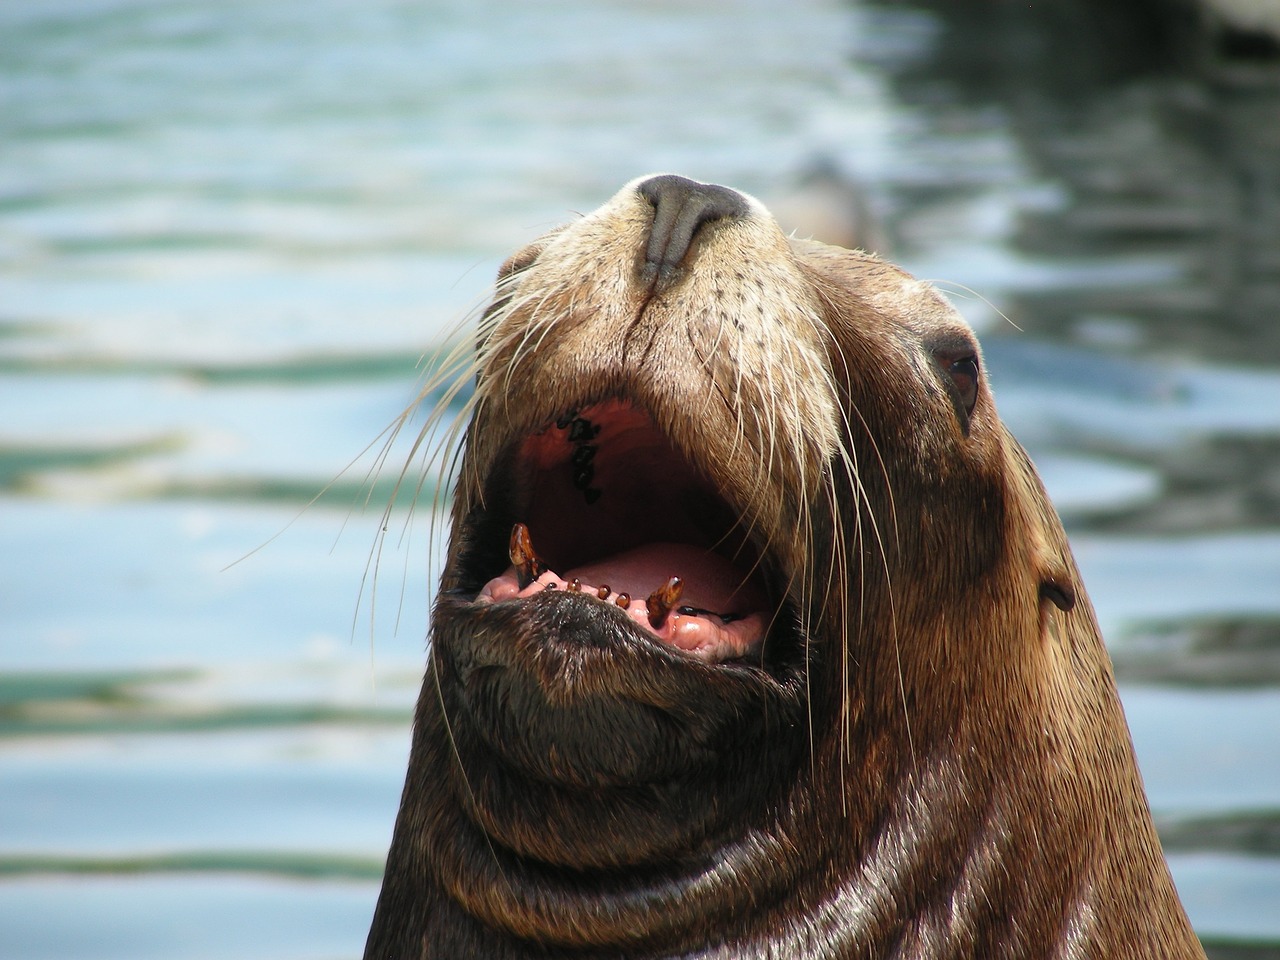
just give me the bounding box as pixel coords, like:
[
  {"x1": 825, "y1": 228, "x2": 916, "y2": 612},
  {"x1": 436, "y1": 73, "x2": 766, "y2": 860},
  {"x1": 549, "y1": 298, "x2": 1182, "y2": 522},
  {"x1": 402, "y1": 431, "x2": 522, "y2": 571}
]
[{"x1": 635, "y1": 174, "x2": 754, "y2": 284}]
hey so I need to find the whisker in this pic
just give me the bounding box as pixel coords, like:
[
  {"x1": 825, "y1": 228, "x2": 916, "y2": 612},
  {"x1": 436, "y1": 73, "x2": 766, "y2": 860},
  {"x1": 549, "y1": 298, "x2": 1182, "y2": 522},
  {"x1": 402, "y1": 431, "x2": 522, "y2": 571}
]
[{"x1": 925, "y1": 278, "x2": 1022, "y2": 333}]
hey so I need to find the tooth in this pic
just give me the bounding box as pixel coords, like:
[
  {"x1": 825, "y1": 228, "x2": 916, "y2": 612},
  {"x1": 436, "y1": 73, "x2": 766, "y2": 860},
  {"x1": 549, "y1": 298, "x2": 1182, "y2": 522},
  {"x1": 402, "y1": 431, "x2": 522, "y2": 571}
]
[
  {"x1": 615, "y1": 593, "x2": 630, "y2": 607},
  {"x1": 572, "y1": 464, "x2": 595, "y2": 490},
  {"x1": 646, "y1": 577, "x2": 684, "y2": 629},
  {"x1": 597, "y1": 584, "x2": 611, "y2": 599},
  {"x1": 509, "y1": 523, "x2": 546, "y2": 589},
  {"x1": 568, "y1": 578, "x2": 581, "y2": 592}
]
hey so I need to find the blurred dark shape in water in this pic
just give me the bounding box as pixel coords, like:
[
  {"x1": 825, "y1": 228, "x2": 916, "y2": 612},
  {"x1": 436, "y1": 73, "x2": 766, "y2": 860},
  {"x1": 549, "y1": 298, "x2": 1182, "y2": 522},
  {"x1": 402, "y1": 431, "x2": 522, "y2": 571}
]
[
  {"x1": 1090, "y1": 433, "x2": 1280, "y2": 532},
  {"x1": 1193, "y1": 0, "x2": 1280, "y2": 57},
  {"x1": 765, "y1": 157, "x2": 893, "y2": 255},
  {"x1": 1116, "y1": 615, "x2": 1280, "y2": 685},
  {"x1": 862, "y1": 0, "x2": 1280, "y2": 365},
  {"x1": 1201, "y1": 938, "x2": 1280, "y2": 960}
]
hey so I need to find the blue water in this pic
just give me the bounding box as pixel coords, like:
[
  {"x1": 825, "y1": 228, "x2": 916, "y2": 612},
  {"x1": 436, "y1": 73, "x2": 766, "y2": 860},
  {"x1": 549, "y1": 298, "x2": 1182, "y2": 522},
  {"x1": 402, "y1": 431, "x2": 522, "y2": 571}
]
[{"x1": 3, "y1": 1, "x2": 1278, "y2": 956}]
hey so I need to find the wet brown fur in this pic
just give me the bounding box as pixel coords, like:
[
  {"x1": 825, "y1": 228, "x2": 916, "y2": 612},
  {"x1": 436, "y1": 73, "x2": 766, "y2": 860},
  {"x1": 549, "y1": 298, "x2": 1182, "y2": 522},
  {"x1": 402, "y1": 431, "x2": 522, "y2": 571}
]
[{"x1": 364, "y1": 179, "x2": 1205, "y2": 959}]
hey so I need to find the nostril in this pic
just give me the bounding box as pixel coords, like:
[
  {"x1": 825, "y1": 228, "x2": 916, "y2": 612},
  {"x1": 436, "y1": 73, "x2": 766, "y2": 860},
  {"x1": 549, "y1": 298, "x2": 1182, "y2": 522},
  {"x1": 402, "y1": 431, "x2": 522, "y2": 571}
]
[{"x1": 637, "y1": 175, "x2": 751, "y2": 284}]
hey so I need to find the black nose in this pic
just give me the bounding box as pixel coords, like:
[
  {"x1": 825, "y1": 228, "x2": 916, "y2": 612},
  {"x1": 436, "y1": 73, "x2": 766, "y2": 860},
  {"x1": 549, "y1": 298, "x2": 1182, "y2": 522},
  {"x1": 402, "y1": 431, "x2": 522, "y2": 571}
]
[{"x1": 637, "y1": 175, "x2": 750, "y2": 284}]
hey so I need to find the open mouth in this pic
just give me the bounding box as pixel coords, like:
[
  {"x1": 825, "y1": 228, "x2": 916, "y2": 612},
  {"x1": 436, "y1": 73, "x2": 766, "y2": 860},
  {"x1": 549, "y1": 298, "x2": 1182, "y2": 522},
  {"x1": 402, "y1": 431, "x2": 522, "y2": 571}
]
[{"x1": 472, "y1": 399, "x2": 781, "y2": 663}]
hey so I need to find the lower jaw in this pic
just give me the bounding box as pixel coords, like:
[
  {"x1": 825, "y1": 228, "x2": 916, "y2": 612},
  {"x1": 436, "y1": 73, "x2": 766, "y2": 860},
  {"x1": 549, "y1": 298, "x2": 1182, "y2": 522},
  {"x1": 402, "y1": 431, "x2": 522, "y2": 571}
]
[{"x1": 478, "y1": 565, "x2": 767, "y2": 662}]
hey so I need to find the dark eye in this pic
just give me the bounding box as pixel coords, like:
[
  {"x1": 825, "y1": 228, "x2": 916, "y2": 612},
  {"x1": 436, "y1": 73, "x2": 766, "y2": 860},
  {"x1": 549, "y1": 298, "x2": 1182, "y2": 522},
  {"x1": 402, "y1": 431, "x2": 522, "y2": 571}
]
[
  {"x1": 943, "y1": 354, "x2": 980, "y2": 416},
  {"x1": 925, "y1": 333, "x2": 982, "y2": 432}
]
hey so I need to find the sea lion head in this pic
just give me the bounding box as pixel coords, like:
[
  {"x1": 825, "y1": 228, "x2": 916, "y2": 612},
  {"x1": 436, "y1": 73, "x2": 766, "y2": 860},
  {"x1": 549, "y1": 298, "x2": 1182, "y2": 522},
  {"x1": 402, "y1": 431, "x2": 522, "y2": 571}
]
[{"x1": 367, "y1": 175, "x2": 1199, "y2": 958}]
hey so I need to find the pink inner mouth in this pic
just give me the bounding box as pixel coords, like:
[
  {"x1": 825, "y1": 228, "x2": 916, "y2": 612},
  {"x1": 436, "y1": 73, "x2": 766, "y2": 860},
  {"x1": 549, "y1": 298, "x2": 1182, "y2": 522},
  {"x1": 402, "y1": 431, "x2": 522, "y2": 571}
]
[
  {"x1": 473, "y1": 400, "x2": 773, "y2": 663},
  {"x1": 479, "y1": 541, "x2": 769, "y2": 662}
]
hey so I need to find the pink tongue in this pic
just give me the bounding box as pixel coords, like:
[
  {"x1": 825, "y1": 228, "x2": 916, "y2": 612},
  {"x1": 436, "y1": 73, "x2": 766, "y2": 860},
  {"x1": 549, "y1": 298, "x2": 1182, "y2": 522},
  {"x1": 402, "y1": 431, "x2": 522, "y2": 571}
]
[{"x1": 565, "y1": 542, "x2": 766, "y2": 613}]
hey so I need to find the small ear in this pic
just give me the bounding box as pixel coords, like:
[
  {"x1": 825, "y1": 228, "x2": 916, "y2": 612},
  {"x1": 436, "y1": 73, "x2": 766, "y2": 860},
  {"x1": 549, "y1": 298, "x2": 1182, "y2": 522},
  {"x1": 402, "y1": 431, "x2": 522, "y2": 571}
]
[{"x1": 1039, "y1": 577, "x2": 1076, "y2": 613}]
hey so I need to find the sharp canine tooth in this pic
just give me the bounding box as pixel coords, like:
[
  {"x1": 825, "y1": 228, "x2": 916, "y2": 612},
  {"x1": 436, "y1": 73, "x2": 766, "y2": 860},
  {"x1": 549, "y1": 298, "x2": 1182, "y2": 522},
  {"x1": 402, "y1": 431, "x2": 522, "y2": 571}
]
[
  {"x1": 646, "y1": 577, "x2": 684, "y2": 628},
  {"x1": 509, "y1": 523, "x2": 546, "y2": 589}
]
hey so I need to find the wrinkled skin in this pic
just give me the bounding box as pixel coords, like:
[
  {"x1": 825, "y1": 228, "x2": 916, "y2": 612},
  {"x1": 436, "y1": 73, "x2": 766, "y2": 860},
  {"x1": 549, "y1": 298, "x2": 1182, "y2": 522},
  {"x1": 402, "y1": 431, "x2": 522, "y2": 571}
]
[{"x1": 364, "y1": 176, "x2": 1204, "y2": 959}]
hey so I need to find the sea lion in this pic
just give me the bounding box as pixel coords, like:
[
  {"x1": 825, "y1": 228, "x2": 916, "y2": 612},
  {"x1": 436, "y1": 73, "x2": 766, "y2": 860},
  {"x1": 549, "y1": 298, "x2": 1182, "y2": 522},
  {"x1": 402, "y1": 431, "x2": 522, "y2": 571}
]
[{"x1": 363, "y1": 175, "x2": 1205, "y2": 958}]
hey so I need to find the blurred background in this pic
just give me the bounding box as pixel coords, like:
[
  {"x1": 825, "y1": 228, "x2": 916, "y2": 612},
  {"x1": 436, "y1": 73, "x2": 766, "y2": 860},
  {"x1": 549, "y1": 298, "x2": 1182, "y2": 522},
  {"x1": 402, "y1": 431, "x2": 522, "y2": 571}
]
[{"x1": 2, "y1": 0, "x2": 1279, "y2": 956}]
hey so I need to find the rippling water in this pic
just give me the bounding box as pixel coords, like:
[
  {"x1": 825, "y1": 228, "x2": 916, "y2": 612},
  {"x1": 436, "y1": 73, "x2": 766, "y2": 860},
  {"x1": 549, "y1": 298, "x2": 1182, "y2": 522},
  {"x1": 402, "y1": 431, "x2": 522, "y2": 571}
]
[{"x1": 3, "y1": 1, "x2": 1278, "y2": 956}]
